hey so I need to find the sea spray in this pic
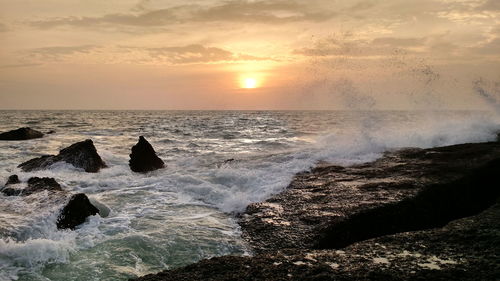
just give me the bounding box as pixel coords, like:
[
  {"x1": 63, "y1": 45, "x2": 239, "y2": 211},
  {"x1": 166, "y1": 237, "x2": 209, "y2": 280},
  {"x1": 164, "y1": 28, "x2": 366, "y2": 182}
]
[{"x1": 473, "y1": 78, "x2": 500, "y2": 114}]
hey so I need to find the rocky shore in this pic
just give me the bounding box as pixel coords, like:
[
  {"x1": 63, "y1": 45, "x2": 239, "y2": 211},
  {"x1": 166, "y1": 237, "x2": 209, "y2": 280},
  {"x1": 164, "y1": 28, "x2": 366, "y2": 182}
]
[{"x1": 133, "y1": 141, "x2": 500, "y2": 281}]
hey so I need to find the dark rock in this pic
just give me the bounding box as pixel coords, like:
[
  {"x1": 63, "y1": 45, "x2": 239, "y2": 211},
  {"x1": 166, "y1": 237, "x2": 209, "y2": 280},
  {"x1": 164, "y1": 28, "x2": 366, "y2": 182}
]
[
  {"x1": 5, "y1": 175, "x2": 20, "y2": 186},
  {"x1": 316, "y1": 157, "x2": 500, "y2": 249},
  {"x1": 1, "y1": 187, "x2": 22, "y2": 196},
  {"x1": 18, "y1": 139, "x2": 107, "y2": 173},
  {"x1": 46, "y1": 130, "x2": 56, "y2": 134},
  {"x1": 24, "y1": 177, "x2": 63, "y2": 195},
  {"x1": 0, "y1": 127, "x2": 44, "y2": 140},
  {"x1": 129, "y1": 136, "x2": 165, "y2": 173},
  {"x1": 2, "y1": 177, "x2": 63, "y2": 196},
  {"x1": 56, "y1": 193, "x2": 99, "y2": 230},
  {"x1": 2, "y1": 176, "x2": 62, "y2": 196}
]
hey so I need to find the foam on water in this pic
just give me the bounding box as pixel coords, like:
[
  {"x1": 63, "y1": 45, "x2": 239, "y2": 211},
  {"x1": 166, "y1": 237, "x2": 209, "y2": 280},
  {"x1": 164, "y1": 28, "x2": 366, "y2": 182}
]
[{"x1": 0, "y1": 110, "x2": 499, "y2": 280}]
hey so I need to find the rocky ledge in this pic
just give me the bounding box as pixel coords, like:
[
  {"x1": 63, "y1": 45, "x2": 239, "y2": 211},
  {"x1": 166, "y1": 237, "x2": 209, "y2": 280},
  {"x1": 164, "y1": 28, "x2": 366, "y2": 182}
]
[{"x1": 133, "y1": 141, "x2": 500, "y2": 281}]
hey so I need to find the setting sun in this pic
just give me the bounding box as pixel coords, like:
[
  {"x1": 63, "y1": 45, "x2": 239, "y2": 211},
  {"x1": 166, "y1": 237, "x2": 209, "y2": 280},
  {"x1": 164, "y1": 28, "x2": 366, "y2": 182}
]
[{"x1": 243, "y1": 77, "x2": 258, "y2": 89}]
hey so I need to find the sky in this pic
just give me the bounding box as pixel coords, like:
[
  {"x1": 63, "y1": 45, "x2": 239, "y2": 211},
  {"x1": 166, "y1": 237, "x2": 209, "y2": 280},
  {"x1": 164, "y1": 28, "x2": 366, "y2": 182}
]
[{"x1": 0, "y1": 0, "x2": 499, "y2": 110}]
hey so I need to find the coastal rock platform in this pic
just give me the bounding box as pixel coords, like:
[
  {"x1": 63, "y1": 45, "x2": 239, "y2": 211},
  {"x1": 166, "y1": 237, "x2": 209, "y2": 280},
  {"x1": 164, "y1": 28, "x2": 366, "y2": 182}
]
[{"x1": 133, "y1": 142, "x2": 500, "y2": 281}]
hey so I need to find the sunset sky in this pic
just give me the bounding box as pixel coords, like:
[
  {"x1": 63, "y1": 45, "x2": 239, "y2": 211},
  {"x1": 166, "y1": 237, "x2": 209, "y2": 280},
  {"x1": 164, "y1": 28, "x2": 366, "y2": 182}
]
[{"x1": 1, "y1": 0, "x2": 499, "y2": 110}]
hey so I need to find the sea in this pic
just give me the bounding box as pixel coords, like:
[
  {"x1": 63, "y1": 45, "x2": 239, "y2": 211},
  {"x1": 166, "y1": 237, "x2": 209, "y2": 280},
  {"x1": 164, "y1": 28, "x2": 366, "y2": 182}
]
[{"x1": 0, "y1": 110, "x2": 499, "y2": 281}]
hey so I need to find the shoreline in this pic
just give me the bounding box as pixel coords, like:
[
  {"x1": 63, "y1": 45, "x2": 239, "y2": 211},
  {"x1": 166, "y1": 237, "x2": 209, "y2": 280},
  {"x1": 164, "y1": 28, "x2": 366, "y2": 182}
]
[{"x1": 133, "y1": 141, "x2": 500, "y2": 280}]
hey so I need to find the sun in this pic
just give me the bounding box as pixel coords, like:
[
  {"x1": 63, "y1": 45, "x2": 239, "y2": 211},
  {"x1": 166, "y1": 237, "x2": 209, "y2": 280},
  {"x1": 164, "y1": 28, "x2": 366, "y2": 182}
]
[{"x1": 242, "y1": 77, "x2": 258, "y2": 89}]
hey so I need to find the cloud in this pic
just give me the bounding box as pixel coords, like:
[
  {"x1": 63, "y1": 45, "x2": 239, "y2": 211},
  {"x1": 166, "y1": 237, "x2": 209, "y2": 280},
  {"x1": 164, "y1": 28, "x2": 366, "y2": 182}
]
[
  {"x1": 477, "y1": 0, "x2": 500, "y2": 11},
  {"x1": 16, "y1": 43, "x2": 270, "y2": 65},
  {"x1": 474, "y1": 38, "x2": 500, "y2": 55},
  {"x1": 292, "y1": 34, "x2": 415, "y2": 58},
  {"x1": 372, "y1": 37, "x2": 426, "y2": 47},
  {"x1": 25, "y1": 45, "x2": 98, "y2": 61},
  {"x1": 0, "y1": 23, "x2": 8, "y2": 32},
  {"x1": 31, "y1": 0, "x2": 337, "y2": 29},
  {"x1": 122, "y1": 44, "x2": 272, "y2": 64},
  {"x1": 0, "y1": 63, "x2": 42, "y2": 69}
]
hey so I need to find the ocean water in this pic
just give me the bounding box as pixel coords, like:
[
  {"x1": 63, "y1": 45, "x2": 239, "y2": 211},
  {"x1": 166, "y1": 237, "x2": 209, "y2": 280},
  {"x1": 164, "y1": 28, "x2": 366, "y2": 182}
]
[{"x1": 0, "y1": 110, "x2": 499, "y2": 281}]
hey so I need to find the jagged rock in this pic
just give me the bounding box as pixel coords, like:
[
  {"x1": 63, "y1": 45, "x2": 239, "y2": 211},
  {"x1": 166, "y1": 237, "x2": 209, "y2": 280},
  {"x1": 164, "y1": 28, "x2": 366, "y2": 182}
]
[
  {"x1": 18, "y1": 139, "x2": 107, "y2": 173},
  {"x1": 1, "y1": 187, "x2": 22, "y2": 196},
  {"x1": 129, "y1": 136, "x2": 165, "y2": 173},
  {"x1": 5, "y1": 175, "x2": 20, "y2": 186},
  {"x1": 2, "y1": 175, "x2": 23, "y2": 196},
  {"x1": 57, "y1": 193, "x2": 99, "y2": 230},
  {"x1": 1, "y1": 177, "x2": 62, "y2": 196},
  {"x1": 24, "y1": 177, "x2": 63, "y2": 195},
  {"x1": 0, "y1": 127, "x2": 44, "y2": 140}
]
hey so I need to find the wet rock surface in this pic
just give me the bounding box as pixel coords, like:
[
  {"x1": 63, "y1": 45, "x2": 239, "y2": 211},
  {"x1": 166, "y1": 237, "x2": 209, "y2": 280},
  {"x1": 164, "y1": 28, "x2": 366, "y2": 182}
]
[
  {"x1": 0, "y1": 127, "x2": 44, "y2": 140},
  {"x1": 18, "y1": 139, "x2": 107, "y2": 173},
  {"x1": 129, "y1": 136, "x2": 165, "y2": 173},
  {"x1": 5, "y1": 174, "x2": 20, "y2": 186},
  {"x1": 132, "y1": 142, "x2": 500, "y2": 281},
  {"x1": 57, "y1": 193, "x2": 99, "y2": 230},
  {"x1": 25, "y1": 177, "x2": 63, "y2": 195},
  {"x1": 2, "y1": 177, "x2": 62, "y2": 196}
]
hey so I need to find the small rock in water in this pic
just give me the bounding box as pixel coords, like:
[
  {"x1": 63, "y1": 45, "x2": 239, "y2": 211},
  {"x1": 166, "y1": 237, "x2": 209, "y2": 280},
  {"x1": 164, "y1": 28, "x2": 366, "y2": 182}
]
[
  {"x1": 1, "y1": 187, "x2": 22, "y2": 196},
  {"x1": 25, "y1": 177, "x2": 63, "y2": 195},
  {"x1": 0, "y1": 127, "x2": 44, "y2": 140},
  {"x1": 2, "y1": 176, "x2": 62, "y2": 196},
  {"x1": 5, "y1": 175, "x2": 20, "y2": 186},
  {"x1": 57, "y1": 193, "x2": 99, "y2": 230},
  {"x1": 129, "y1": 136, "x2": 165, "y2": 173},
  {"x1": 18, "y1": 139, "x2": 107, "y2": 173}
]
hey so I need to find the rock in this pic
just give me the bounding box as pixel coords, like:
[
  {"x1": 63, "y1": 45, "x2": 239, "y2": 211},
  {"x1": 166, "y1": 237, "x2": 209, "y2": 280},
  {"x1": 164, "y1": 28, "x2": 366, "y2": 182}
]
[
  {"x1": 56, "y1": 193, "x2": 99, "y2": 230},
  {"x1": 5, "y1": 175, "x2": 20, "y2": 186},
  {"x1": 316, "y1": 157, "x2": 500, "y2": 249},
  {"x1": 24, "y1": 177, "x2": 63, "y2": 195},
  {"x1": 129, "y1": 136, "x2": 165, "y2": 173},
  {"x1": 46, "y1": 130, "x2": 56, "y2": 134},
  {"x1": 0, "y1": 127, "x2": 44, "y2": 141},
  {"x1": 2, "y1": 177, "x2": 63, "y2": 196},
  {"x1": 1, "y1": 187, "x2": 22, "y2": 196},
  {"x1": 18, "y1": 139, "x2": 107, "y2": 173}
]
